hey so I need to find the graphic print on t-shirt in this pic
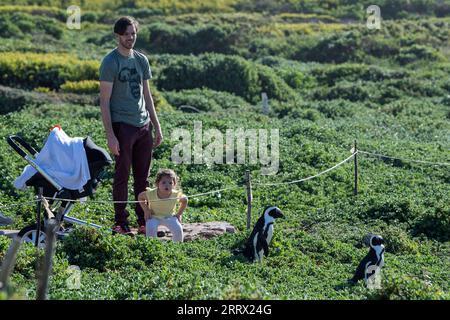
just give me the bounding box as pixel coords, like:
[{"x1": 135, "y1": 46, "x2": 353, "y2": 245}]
[{"x1": 118, "y1": 67, "x2": 141, "y2": 99}]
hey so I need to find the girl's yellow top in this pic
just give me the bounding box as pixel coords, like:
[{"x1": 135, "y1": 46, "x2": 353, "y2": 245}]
[{"x1": 145, "y1": 188, "x2": 184, "y2": 218}]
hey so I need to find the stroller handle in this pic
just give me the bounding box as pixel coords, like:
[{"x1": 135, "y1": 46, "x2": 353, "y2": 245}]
[{"x1": 7, "y1": 135, "x2": 38, "y2": 158}]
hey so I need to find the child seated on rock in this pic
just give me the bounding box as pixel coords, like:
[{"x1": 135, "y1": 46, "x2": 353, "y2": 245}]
[{"x1": 138, "y1": 169, "x2": 187, "y2": 242}]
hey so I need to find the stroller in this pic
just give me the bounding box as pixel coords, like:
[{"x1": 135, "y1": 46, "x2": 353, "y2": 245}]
[{"x1": 6, "y1": 126, "x2": 112, "y2": 247}]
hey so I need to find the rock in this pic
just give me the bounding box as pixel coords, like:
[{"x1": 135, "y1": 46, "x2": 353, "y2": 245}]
[
  {"x1": 0, "y1": 212, "x2": 14, "y2": 226},
  {"x1": 144, "y1": 221, "x2": 237, "y2": 242}
]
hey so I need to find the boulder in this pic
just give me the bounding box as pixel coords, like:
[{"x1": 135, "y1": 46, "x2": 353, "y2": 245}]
[
  {"x1": 136, "y1": 221, "x2": 237, "y2": 241},
  {"x1": 0, "y1": 212, "x2": 14, "y2": 226}
]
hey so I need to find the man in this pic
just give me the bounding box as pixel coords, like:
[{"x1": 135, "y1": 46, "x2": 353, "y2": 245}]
[{"x1": 99, "y1": 16, "x2": 163, "y2": 235}]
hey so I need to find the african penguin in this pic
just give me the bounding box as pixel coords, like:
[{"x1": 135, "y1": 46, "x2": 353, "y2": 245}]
[
  {"x1": 242, "y1": 206, "x2": 284, "y2": 263},
  {"x1": 349, "y1": 234, "x2": 385, "y2": 285}
]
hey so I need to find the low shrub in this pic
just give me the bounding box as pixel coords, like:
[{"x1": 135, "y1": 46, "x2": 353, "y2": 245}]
[
  {"x1": 385, "y1": 78, "x2": 445, "y2": 98},
  {"x1": 369, "y1": 272, "x2": 449, "y2": 300},
  {"x1": 361, "y1": 35, "x2": 401, "y2": 58},
  {"x1": 0, "y1": 12, "x2": 63, "y2": 39},
  {"x1": 412, "y1": 204, "x2": 450, "y2": 242},
  {"x1": 150, "y1": 86, "x2": 174, "y2": 113},
  {"x1": 294, "y1": 31, "x2": 364, "y2": 63},
  {"x1": 310, "y1": 63, "x2": 407, "y2": 87},
  {"x1": 60, "y1": 227, "x2": 145, "y2": 272},
  {"x1": 396, "y1": 45, "x2": 445, "y2": 65},
  {"x1": 362, "y1": 198, "x2": 417, "y2": 226},
  {"x1": 248, "y1": 36, "x2": 295, "y2": 59},
  {"x1": 311, "y1": 81, "x2": 373, "y2": 102},
  {"x1": 0, "y1": 85, "x2": 49, "y2": 114},
  {"x1": 0, "y1": 52, "x2": 99, "y2": 90},
  {"x1": 257, "y1": 56, "x2": 316, "y2": 91},
  {"x1": 157, "y1": 53, "x2": 296, "y2": 103},
  {"x1": 60, "y1": 80, "x2": 99, "y2": 94},
  {"x1": 0, "y1": 5, "x2": 66, "y2": 21},
  {"x1": 137, "y1": 23, "x2": 242, "y2": 55},
  {"x1": 0, "y1": 85, "x2": 99, "y2": 114},
  {"x1": 163, "y1": 88, "x2": 250, "y2": 112},
  {"x1": 380, "y1": 224, "x2": 419, "y2": 254}
]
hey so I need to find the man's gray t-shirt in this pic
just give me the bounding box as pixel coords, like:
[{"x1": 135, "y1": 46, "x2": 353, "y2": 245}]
[{"x1": 99, "y1": 48, "x2": 152, "y2": 127}]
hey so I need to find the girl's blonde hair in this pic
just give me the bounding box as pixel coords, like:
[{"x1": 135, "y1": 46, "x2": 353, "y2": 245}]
[{"x1": 154, "y1": 169, "x2": 180, "y2": 188}]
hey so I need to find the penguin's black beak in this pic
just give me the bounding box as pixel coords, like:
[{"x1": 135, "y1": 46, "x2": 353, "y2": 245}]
[
  {"x1": 267, "y1": 207, "x2": 285, "y2": 219},
  {"x1": 277, "y1": 210, "x2": 285, "y2": 219}
]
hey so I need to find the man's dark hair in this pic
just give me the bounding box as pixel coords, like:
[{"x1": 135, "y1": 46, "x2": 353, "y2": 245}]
[{"x1": 114, "y1": 16, "x2": 139, "y2": 35}]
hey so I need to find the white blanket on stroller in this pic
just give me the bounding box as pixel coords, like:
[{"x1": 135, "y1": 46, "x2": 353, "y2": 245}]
[{"x1": 14, "y1": 127, "x2": 91, "y2": 191}]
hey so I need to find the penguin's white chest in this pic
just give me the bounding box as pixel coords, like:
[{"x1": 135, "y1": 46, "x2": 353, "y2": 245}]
[
  {"x1": 266, "y1": 224, "x2": 274, "y2": 244},
  {"x1": 253, "y1": 223, "x2": 274, "y2": 262},
  {"x1": 375, "y1": 246, "x2": 385, "y2": 267},
  {"x1": 364, "y1": 247, "x2": 385, "y2": 282},
  {"x1": 253, "y1": 233, "x2": 260, "y2": 260},
  {"x1": 378, "y1": 252, "x2": 385, "y2": 268}
]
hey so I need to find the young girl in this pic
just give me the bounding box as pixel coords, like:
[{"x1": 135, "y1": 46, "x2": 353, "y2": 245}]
[{"x1": 138, "y1": 169, "x2": 187, "y2": 242}]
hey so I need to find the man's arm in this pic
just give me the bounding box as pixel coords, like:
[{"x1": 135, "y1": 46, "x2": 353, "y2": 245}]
[
  {"x1": 143, "y1": 80, "x2": 163, "y2": 148},
  {"x1": 99, "y1": 81, "x2": 120, "y2": 156}
]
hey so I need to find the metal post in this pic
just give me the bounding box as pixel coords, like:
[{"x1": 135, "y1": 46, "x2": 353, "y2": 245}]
[
  {"x1": 245, "y1": 170, "x2": 253, "y2": 230},
  {"x1": 354, "y1": 140, "x2": 358, "y2": 196},
  {"x1": 35, "y1": 188, "x2": 43, "y2": 247}
]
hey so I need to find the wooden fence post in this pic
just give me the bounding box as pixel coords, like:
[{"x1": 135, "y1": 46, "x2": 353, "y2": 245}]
[
  {"x1": 0, "y1": 236, "x2": 23, "y2": 294},
  {"x1": 261, "y1": 92, "x2": 269, "y2": 115},
  {"x1": 245, "y1": 170, "x2": 253, "y2": 230},
  {"x1": 354, "y1": 140, "x2": 358, "y2": 196},
  {"x1": 36, "y1": 219, "x2": 58, "y2": 300}
]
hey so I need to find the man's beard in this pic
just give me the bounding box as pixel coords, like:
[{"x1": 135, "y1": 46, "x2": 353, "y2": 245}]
[{"x1": 121, "y1": 40, "x2": 135, "y2": 49}]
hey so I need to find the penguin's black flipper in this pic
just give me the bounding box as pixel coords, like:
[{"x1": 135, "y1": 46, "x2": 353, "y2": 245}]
[
  {"x1": 242, "y1": 243, "x2": 254, "y2": 261},
  {"x1": 258, "y1": 232, "x2": 269, "y2": 257},
  {"x1": 351, "y1": 254, "x2": 369, "y2": 283},
  {"x1": 263, "y1": 243, "x2": 269, "y2": 257}
]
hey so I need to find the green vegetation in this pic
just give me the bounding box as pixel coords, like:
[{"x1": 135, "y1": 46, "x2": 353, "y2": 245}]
[{"x1": 0, "y1": 0, "x2": 449, "y2": 300}]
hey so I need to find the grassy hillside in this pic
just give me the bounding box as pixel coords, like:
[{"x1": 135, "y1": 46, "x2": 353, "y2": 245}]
[{"x1": 0, "y1": 1, "x2": 449, "y2": 300}]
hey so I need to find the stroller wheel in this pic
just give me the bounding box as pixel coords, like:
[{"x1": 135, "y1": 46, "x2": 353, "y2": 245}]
[{"x1": 18, "y1": 224, "x2": 47, "y2": 248}]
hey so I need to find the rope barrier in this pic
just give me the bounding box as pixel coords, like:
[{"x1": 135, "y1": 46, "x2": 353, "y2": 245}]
[
  {"x1": 0, "y1": 186, "x2": 243, "y2": 209},
  {"x1": 1, "y1": 147, "x2": 448, "y2": 209},
  {"x1": 359, "y1": 150, "x2": 450, "y2": 167},
  {"x1": 39, "y1": 185, "x2": 243, "y2": 204},
  {"x1": 253, "y1": 152, "x2": 357, "y2": 187},
  {"x1": 0, "y1": 199, "x2": 40, "y2": 209},
  {"x1": 1, "y1": 151, "x2": 356, "y2": 207}
]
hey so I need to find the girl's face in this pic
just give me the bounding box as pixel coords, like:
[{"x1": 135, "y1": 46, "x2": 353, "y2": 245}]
[{"x1": 157, "y1": 175, "x2": 176, "y2": 194}]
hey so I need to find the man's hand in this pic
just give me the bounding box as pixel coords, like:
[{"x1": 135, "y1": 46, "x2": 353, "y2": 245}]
[
  {"x1": 107, "y1": 135, "x2": 120, "y2": 156},
  {"x1": 153, "y1": 127, "x2": 163, "y2": 148}
]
